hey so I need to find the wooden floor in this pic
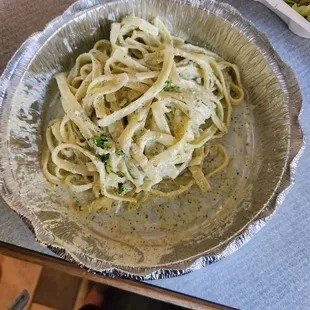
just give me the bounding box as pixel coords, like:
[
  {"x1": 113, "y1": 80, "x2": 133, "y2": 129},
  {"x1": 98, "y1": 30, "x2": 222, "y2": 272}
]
[
  {"x1": 0, "y1": 254, "x2": 186, "y2": 310},
  {"x1": 0, "y1": 248, "x2": 231, "y2": 310},
  {"x1": 0, "y1": 254, "x2": 87, "y2": 310},
  {"x1": 0, "y1": 254, "x2": 42, "y2": 309}
]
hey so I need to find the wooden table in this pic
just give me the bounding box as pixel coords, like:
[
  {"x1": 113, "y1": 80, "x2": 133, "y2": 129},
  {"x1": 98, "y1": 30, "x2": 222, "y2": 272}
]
[{"x1": 0, "y1": 241, "x2": 234, "y2": 310}]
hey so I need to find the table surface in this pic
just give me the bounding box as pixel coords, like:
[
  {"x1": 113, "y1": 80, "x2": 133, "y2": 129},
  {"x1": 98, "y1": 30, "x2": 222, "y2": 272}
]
[{"x1": 1, "y1": 0, "x2": 310, "y2": 309}]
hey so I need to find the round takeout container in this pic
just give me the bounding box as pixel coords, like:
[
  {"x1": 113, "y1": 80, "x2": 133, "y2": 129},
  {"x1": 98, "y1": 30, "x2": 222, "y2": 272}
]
[{"x1": 0, "y1": 0, "x2": 304, "y2": 279}]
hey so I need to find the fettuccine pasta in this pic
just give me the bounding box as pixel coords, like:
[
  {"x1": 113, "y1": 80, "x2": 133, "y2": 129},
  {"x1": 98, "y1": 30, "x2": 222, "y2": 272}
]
[{"x1": 42, "y1": 15, "x2": 244, "y2": 211}]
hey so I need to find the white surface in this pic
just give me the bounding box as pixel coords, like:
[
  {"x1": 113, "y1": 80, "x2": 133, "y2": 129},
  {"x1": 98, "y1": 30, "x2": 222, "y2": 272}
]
[{"x1": 255, "y1": 0, "x2": 310, "y2": 38}]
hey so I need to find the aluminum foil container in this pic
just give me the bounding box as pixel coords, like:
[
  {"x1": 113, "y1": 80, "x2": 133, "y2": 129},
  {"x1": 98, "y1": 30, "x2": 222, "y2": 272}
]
[{"x1": 0, "y1": 0, "x2": 303, "y2": 279}]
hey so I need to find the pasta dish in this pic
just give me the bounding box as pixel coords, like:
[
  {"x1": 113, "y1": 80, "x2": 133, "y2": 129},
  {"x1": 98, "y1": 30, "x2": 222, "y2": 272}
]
[{"x1": 42, "y1": 15, "x2": 244, "y2": 211}]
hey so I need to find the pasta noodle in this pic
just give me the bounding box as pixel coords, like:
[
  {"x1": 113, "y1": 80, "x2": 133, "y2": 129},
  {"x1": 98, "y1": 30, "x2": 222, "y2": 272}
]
[{"x1": 42, "y1": 15, "x2": 244, "y2": 211}]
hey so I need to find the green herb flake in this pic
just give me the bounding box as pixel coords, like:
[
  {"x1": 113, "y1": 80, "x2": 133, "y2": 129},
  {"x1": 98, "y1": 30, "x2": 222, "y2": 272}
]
[
  {"x1": 163, "y1": 80, "x2": 179, "y2": 92},
  {"x1": 99, "y1": 153, "x2": 110, "y2": 165},
  {"x1": 92, "y1": 134, "x2": 108, "y2": 148},
  {"x1": 284, "y1": 0, "x2": 310, "y2": 7},
  {"x1": 284, "y1": 0, "x2": 296, "y2": 5},
  {"x1": 116, "y1": 149, "x2": 125, "y2": 156},
  {"x1": 116, "y1": 182, "x2": 124, "y2": 194},
  {"x1": 116, "y1": 171, "x2": 125, "y2": 177},
  {"x1": 110, "y1": 169, "x2": 124, "y2": 178}
]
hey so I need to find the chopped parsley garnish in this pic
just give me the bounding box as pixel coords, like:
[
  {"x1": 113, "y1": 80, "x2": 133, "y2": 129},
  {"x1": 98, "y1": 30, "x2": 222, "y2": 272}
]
[
  {"x1": 92, "y1": 134, "x2": 108, "y2": 148},
  {"x1": 116, "y1": 182, "x2": 124, "y2": 194},
  {"x1": 163, "y1": 80, "x2": 179, "y2": 92},
  {"x1": 116, "y1": 149, "x2": 125, "y2": 156},
  {"x1": 116, "y1": 171, "x2": 125, "y2": 177},
  {"x1": 111, "y1": 170, "x2": 125, "y2": 178},
  {"x1": 284, "y1": 0, "x2": 300, "y2": 5},
  {"x1": 99, "y1": 153, "x2": 110, "y2": 165}
]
